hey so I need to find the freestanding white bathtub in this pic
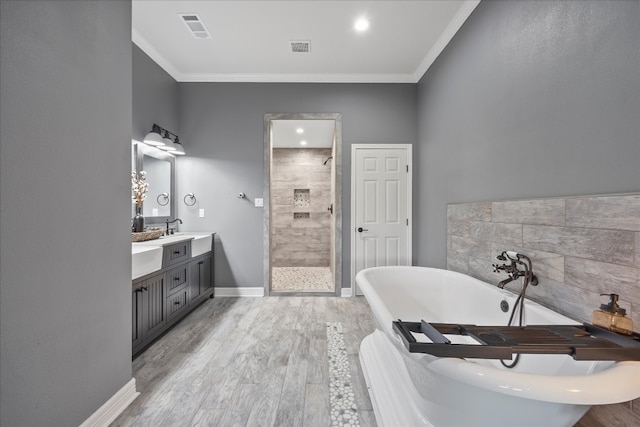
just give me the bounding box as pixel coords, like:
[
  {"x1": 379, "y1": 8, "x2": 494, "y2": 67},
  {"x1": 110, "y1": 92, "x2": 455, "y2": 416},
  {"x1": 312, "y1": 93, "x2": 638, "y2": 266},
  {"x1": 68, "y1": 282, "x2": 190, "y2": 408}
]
[{"x1": 356, "y1": 266, "x2": 640, "y2": 427}]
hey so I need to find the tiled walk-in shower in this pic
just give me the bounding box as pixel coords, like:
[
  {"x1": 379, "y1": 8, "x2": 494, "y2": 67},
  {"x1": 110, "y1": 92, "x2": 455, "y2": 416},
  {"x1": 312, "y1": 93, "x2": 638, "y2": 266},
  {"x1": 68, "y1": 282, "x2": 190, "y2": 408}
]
[{"x1": 271, "y1": 147, "x2": 335, "y2": 292}]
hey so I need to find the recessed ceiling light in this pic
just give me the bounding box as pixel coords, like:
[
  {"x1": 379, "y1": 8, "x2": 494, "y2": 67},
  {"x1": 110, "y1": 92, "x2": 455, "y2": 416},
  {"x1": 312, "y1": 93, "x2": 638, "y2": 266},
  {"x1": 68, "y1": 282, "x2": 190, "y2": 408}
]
[
  {"x1": 296, "y1": 127, "x2": 304, "y2": 134},
  {"x1": 354, "y1": 17, "x2": 370, "y2": 32},
  {"x1": 300, "y1": 141, "x2": 307, "y2": 146}
]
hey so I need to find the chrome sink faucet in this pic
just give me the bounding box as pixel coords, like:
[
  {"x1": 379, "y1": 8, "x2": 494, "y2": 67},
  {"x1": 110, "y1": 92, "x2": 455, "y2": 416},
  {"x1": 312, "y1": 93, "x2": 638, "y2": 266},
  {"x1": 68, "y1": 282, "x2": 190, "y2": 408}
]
[{"x1": 165, "y1": 218, "x2": 183, "y2": 235}]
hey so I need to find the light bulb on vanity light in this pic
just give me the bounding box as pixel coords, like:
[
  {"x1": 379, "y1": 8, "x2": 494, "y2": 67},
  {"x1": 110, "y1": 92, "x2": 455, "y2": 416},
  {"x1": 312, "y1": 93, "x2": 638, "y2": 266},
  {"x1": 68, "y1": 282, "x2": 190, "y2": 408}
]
[
  {"x1": 170, "y1": 137, "x2": 185, "y2": 156},
  {"x1": 143, "y1": 124, "x2": 165, "y2": 147},
  {"x1": 159, "y1": 131, "x2": 177, "y2": 152}
]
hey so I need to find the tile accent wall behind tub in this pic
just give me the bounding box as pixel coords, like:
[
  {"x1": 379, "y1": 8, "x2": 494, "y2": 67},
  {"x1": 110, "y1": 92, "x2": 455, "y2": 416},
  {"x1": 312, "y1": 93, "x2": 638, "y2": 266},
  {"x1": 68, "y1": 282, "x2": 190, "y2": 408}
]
[{"x1": 446, "y1": 194, "x2": 640, "y2": 330}]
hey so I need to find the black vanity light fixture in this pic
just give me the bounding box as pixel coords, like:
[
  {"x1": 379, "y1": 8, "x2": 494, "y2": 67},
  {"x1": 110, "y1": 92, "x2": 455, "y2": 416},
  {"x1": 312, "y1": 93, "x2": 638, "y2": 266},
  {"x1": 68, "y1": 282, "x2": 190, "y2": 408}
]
[
  {"x1": 143, "y1": 124, "x2": 165, "y2": 147},
  {"x1": 143, "y1": 123, "x2": 185, "y2": 156},
  {"x1": 160, "y1": 130, "x2": 176, "y2": 152}
]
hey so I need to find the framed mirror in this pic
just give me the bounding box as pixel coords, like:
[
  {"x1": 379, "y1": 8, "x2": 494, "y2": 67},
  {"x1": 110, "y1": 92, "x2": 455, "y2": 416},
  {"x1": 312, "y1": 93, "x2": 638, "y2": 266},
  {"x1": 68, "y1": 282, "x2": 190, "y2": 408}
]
[
  {"x1": 134, "y1": 142, "x2": 175, "y2": 224},
  {"x1": 132, "y1": 141, "x2": 137, "y2": 220}
]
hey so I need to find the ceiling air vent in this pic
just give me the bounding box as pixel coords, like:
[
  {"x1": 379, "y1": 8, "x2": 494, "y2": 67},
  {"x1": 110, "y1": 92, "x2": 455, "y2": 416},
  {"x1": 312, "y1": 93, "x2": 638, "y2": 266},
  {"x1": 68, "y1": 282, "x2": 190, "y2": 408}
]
[
  {"x1": 179, "y1": 13, "x2": 211, "y2": 39},
  {"x1": 290, "y1": 40, "x2": 311, "y2": 53}
]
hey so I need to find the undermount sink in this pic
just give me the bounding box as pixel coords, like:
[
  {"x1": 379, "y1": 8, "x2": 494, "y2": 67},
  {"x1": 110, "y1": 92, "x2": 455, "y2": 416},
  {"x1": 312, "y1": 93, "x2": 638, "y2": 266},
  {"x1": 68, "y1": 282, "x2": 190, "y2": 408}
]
[{"x1": 131, "y1": 244, "x2": 163, "y2": 280}]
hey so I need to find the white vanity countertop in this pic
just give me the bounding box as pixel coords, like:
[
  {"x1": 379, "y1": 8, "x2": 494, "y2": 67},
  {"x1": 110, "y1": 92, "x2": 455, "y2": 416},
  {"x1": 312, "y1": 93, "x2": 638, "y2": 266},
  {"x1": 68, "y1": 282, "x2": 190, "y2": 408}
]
[
  {"x1": 132, "y1": 231, "x2": 215, "y2": 247},
  {"x1": 131, "y1": 232, "x2": 215, "y2": 280}
]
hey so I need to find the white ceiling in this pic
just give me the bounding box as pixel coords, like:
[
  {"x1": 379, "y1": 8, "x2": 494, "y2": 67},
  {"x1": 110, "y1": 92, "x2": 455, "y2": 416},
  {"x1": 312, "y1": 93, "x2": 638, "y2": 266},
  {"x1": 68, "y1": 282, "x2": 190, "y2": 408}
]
[
  {"x1": 132, "y1": 0, "x2": 480, "y2": 83},
  {"x1": 271, "y1": 120, "x2": 335, "y2": 148}
]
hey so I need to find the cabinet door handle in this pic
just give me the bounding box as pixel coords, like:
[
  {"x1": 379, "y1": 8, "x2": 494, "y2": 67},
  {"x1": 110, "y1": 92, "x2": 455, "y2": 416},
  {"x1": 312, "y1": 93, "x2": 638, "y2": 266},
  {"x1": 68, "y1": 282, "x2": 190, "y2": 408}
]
[
  {"x1": 173, "y1": 250, "x2": 181, "y2": 255},
  {"x1": 141, "y1": 286, "x2": 148, "y2": 291},
  {"x1": 174, "y1": 301, "x2": 181, "y2": 305},
  {"x1": 174, "y1": 277, "x2": 180, "y2": 281},
  {"x1": 198, "y1": 261, "x2": 204, "y2": 265}
]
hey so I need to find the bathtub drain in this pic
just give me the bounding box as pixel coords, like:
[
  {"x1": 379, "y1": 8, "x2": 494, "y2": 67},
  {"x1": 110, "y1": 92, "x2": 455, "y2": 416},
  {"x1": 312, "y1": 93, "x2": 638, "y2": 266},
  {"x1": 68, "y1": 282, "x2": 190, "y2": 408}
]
[{"x1": 500, "y1": 300, "x2": 509, "y2": 313}]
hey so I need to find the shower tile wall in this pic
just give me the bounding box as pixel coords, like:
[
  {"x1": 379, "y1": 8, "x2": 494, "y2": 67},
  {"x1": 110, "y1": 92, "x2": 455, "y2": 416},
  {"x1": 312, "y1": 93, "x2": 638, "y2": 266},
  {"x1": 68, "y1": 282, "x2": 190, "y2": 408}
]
[
  {"x1": 271, "y1": 148, "x2": 332, "y2": 267},
  {"x1": 446, "y1": 194, "x2": 640, "y2": 330}
]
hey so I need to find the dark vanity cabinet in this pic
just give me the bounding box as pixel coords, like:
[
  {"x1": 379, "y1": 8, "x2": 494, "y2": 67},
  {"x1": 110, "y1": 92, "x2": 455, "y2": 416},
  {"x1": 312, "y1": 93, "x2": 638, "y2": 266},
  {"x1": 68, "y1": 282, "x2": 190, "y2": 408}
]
[
  {"x1": 164, "y1": 240, "x2": 191, "y2": 267},
  {"x1": 132, "y1": 273, "x2": 166, "y2": 350},
  {"x1": 132, "y1": 235, "x2": 214, "y2": 356},
  {"x1": 166, "y1": 263, "x2": 190, "y2": 325},
  {"x1": 190, "y1": 253, "x2": 213, "y2": 305}
]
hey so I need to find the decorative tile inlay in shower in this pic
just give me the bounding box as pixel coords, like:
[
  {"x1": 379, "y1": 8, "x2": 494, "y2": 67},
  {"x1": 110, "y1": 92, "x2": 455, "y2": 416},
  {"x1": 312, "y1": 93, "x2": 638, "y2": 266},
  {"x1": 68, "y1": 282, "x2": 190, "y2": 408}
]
[
  {"x1": 294, "y1": 189, "x2": 310, "y2": 208},
  {"x1": 327, "y1": 322, "x2": 360, "y2": 426}
]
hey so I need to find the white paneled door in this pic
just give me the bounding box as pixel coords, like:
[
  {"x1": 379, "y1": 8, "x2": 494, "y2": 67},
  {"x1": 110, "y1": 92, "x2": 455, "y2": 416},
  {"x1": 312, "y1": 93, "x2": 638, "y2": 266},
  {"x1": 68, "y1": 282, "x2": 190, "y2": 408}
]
[{"x1": 351, "y1": 144, "x2": 412, "y2": 295}]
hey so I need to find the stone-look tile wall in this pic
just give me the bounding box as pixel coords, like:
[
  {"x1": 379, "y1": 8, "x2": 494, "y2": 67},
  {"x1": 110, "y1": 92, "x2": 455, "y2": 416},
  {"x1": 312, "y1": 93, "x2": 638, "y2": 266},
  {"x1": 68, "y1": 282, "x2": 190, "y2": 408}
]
[
  {"x1": 271, "y1": 148, "x2": 332, "y2": 267},
  {"x1": 447, "y1": 194, "x2": 640, "y2": 329},
  {"x1": 329, "y1": 140, "x2": 336, "y2": 275}
]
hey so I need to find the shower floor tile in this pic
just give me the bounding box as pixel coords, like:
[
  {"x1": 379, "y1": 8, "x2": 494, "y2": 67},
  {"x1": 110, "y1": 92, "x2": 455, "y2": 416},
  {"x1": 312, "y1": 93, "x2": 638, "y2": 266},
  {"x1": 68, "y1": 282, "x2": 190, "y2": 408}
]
[{"x1": 272, "y1": 266, "x2": 334, "y2": 292}]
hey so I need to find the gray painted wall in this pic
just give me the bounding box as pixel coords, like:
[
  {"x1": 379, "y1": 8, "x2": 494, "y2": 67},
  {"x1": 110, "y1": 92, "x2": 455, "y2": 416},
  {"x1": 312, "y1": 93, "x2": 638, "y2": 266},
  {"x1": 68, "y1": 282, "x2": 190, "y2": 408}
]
[
  {"x1": 0, "y1": 1, "x2": 132, "y2": 426},
  {"x1": 132, "y1": 44, "x2": 179, "y2": 143},
  {"x1": 416, "y1": 0, "x2": 640, "y2": 268},
  {"x1": 176, "y1": 83, "x2": 417, "y2": 288}
]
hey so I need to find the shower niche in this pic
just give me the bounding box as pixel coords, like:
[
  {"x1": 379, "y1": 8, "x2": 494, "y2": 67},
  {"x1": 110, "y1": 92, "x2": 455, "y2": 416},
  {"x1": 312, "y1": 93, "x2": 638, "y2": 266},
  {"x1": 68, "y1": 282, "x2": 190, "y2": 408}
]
[
  {"x1": 293, "y1": 189, "x2": 310, "y2": 219},
  {"x1": 294, "y1": 189, "x2": 310, "y2": 207}
]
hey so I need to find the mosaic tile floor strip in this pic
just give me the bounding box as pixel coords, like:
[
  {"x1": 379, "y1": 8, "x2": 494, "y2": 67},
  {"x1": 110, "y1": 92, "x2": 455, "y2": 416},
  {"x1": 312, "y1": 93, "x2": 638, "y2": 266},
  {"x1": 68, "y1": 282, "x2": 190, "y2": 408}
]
[
  {"x1": 272, "y1": 266, "x2": 334, "y2": 291},
  {"x1": 327, "y1": 322, "x2": 360, "y2": 426}
]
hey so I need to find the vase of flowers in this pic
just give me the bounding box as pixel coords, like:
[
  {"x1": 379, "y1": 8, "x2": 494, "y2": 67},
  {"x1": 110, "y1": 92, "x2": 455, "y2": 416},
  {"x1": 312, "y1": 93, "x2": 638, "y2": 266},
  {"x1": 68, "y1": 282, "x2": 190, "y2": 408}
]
[{"x1": 131, "y1": 170, "x2": 148, "y2": 232}]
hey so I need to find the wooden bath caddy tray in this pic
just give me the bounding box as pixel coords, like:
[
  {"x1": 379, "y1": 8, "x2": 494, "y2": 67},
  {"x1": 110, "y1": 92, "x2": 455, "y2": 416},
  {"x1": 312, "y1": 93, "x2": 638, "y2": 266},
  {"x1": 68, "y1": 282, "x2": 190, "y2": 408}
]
[{"x1": 392, "y1": 320, "x2": 640, "y2": 361}]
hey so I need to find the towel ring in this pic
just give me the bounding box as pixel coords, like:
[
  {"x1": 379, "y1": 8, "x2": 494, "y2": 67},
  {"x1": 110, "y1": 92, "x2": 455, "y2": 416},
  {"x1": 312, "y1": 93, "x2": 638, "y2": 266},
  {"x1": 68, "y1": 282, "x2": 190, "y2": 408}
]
[
  {"x1": 183, "y1": 193, "x2": 197, "y2": 206},
  {"x1": 156, "y1": 192, "x2": 169, "y2": 206}
]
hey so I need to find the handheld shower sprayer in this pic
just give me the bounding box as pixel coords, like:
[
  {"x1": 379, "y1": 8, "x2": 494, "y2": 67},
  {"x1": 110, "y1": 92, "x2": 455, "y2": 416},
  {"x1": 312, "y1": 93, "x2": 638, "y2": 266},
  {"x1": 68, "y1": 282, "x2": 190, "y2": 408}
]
[
  {"x1": 493, "y1": 251, "x2": 538, "y2": 287},
  {"x1": 492, "y1": 251, "x2": 540, "y2": 368}
]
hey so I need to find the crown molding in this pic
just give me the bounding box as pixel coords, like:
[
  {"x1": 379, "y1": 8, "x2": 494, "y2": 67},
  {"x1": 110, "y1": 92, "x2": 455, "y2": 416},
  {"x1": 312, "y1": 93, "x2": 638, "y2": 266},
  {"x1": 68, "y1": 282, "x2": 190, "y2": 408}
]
[
  {"x1": 133, "y1": 0, "x2": 481, "y2": 84},
  {"x1": 132, "y1": 28, "x2": 182, "y2": 81},
  {"x1": 176, "y1": 73, "x2": 417, "y2": 84},
  {"x1": 412, "y1": 0, "x2": 481, "y2": 82}
]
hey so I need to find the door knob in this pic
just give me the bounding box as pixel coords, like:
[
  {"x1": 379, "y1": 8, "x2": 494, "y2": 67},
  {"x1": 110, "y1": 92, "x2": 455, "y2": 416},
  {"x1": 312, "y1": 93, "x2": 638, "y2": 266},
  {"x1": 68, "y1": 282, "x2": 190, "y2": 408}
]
[{"x1": 357, "y1": 227, "x2": 369, "y2": 232}]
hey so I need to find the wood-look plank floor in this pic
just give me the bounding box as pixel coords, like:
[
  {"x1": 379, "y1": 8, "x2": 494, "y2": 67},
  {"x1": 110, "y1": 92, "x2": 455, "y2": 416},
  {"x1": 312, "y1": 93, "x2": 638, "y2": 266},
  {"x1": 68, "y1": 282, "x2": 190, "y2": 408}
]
[
  {"x1": 112, "y1": 296, "x2": 378, "y2": 427},
  {"x1": 112, "y1": 295, "x2": 635, "y2": 427}
]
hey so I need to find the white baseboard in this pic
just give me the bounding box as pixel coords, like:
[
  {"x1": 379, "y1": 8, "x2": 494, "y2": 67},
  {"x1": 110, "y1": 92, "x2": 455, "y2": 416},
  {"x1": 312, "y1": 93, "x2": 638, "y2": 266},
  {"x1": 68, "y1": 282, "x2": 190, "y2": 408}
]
[
  {"x1": 214, "y1": 287, "x2": 265, "y2": 297},
  {"x1": 215, "y1": 287, "x2": 351, "y2": 297},
  {"x1": 80, "y1": 378, "x2": 139, "y2": 427}
]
